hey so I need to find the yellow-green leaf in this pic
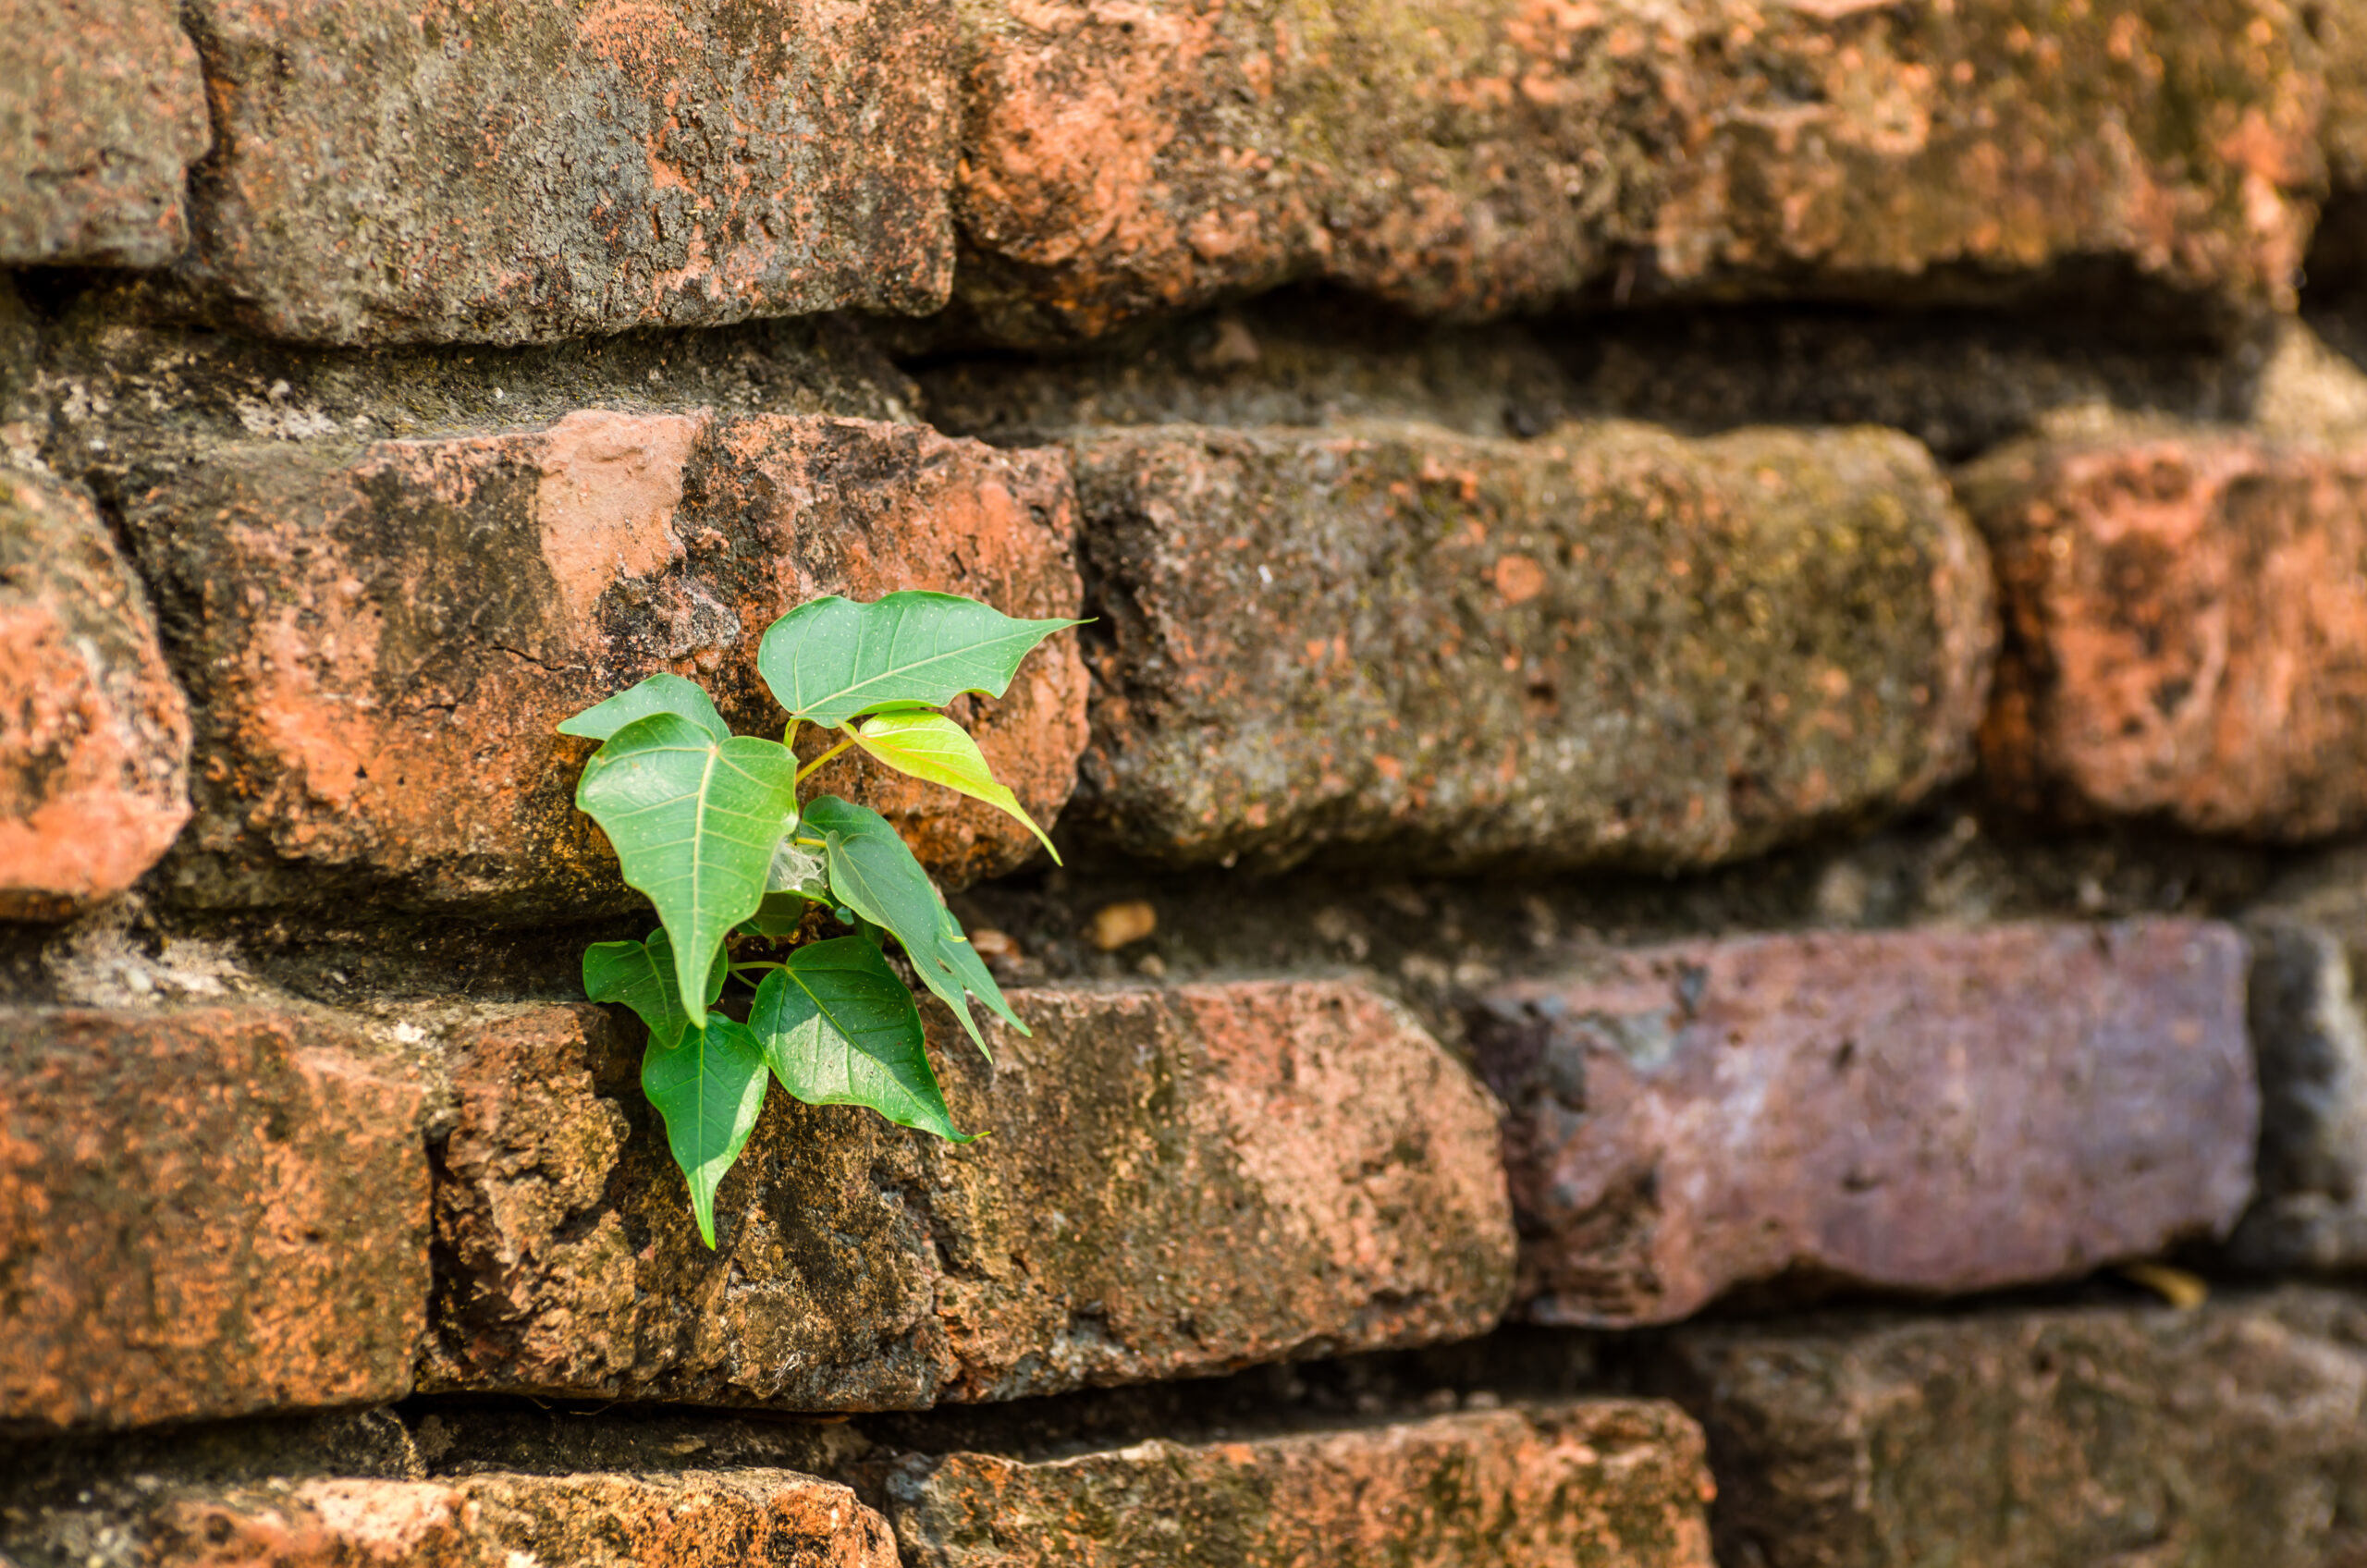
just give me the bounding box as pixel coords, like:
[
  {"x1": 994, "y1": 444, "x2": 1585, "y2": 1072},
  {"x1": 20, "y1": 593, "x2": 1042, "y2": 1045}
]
[{"x1": 851, "y1": 711, "x2": 1060, "y2": 863}]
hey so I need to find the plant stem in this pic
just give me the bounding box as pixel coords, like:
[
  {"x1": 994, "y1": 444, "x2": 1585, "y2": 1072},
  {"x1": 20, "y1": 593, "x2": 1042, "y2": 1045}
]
[{"x1": 796, "y1": 735, "x2": 856, "y2": 784}]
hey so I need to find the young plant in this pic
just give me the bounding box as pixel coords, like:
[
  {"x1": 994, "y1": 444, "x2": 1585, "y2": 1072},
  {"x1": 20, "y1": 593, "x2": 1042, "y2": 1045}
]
[{"x1": 560, "y1": 592, "x2": 1080, "y2": 1246}]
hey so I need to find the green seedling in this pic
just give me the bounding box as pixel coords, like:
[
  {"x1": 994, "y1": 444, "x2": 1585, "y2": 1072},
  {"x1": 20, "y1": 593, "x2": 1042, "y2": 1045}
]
[{"x1": 564, "y1": 592, "x2": 1080, "y2": 1245}]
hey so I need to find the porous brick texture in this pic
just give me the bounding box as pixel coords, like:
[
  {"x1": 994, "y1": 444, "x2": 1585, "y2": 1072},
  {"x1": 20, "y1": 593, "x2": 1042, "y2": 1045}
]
[
  {"x1": 425, "y1": 981, "x2": 1514, "y2": 1410},
  {"x1": 17, "y1": 0, "x2": 2367, "y2": 1558},
  {"x1": 1659, "y1": 1289, "x2": 2367, "y2": 1568},
  {"x1": 883, "y1": 1402, "x2": 1715, "y2": 1567},
  {"x1": 1472, "y1": 921, "x2": 2257, "y2": 1325},
  {"x1": 0, "y1": 0, "x2": 211, "y2": 266},
  {"x1": 0, "y1": 468, "x2": 190, "y2": 918},
  {"x1": 176, "y1": 0, "x2": 957, "y2": 343},
  {"x1": 1069, "y1": 420, "x2": 1993, "y2": 872},
  {"x1": 1964, "y1": 429, "x2": 2367, "y2": 839},
  {"x1": 0, "y1": 1008, "x2": 429, "y2": 1433},
  {"x1": 141, "y1": 1470, "x2": 897, "y2": 1568},
  {"x1": 952, "y1": 0, "x2": 2322, "y2": 344},
  {"x1": 122, "y1": 411, "x2": 1085, "y2": 913}
]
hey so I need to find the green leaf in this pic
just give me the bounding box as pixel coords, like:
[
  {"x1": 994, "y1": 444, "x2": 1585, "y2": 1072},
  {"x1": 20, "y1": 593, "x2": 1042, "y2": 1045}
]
[
  {"x1": 757, "y1": 592, "x2": 1082, "y2": 729},
  {"x1": 642, "y1": 1013, "x2": 769, "y2": 1249},
  {"x1": 558, "y1": 672, "x2": 730, "y2": 743},
  {"x1": 801, "y1": 793, "x2": 1026, "y2": 1058},
  {"x1": 583, "y1": 929, "x2": 727, "y2": 1050},
  {"x1": 749, "y1": 937, "x2": 972, "y2": 1142},
  {"x1": 575, "y1": 712, "x2": 800, "y2": 1020},
  {"x1": 851, "y1": 711, "x2": 1061, "y2": 863}
]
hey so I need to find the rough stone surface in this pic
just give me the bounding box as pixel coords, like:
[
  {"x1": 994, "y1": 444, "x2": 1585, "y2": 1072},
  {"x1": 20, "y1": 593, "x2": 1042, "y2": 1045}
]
[
  {"x1": 0, "y1": 1008, "x2": 429, "y2": 1432},
  {"x1": 137, "y1": 1470, "x2": 896, "y2": 1568},
  {"x1": 2226, "y1": 852, "x2": 2367, "y2": 1273},
  {"x1": 1963, "y1": 427, "x2": 2367, "y2": 839},
  {"x1": 424, "y1": 981, "x2": 1514, "y2": 1411},
  {"x1": 1068, "y1": 420, "x2": 1993, "y2": 873},
  {"x1": 951, "y1": 0, "x2": 2323, "y2": 344},
  {"x1": 882, "y1": 1402, "x2": 1714, "y2": 1567},
  {"x1": 1470, "y1": 920, "x2": 2256, "y2": 1326},
  {"x1": 119, "y1": 410, "x2": 1085, "y2": 913},
  {"x1": 1656, "y1": 1289, "x2": 2367, "y2": 1568},
  {"x1": 177, "y1": 0, "x2": 958, "y2": 344},
  {"x1": 0, "y1": 469, "x2": 191, "y2": 918},
  {"x1": 0, "y1": 0, "x2": 212, "y2": 266}
]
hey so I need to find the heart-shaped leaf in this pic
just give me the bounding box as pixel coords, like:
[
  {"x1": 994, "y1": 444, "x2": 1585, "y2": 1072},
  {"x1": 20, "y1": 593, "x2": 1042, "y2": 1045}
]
[
  {"x1": 801, "y1": 793, "x2": 1025, "y2": 1058},
  {"x1": 851, "y1": 711, "x2": 1061, "y2": 863},
  {"x1": 583, "y1": 929, "x2": 728, "y2": 1050},
  {"x1": 758, "y1": 592, "x2": 1082, "y2": 729},
  {"x1": 575, "y1": 712, "x2": 799, "y2": 1019},
  {"x1": 558, "y1": 672, "x2": 730, "y2": 743},
  {"x1": 749, "y1": 937, "x2": 971, "y2": 1142},
  {"x1": 641, "y1": 1013, "x2": 769, "y2": 1249}
]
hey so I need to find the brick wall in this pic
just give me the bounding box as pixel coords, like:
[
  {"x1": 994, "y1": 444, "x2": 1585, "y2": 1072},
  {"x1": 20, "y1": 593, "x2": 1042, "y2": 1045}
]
[{"x1": 6, "y1": 2, "x2": 2367, "y2": 1563}]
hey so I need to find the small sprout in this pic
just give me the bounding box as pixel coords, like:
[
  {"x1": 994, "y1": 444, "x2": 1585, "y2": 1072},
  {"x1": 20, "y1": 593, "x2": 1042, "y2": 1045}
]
[{"x1": 562, "y1": 591, "x2": 1082, "y2": 1245}]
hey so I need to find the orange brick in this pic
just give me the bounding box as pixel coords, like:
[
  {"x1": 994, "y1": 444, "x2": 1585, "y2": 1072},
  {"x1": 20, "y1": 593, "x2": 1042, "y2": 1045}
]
[
  {"x1": 1963, "y1": 430, "x2": 2367, "y2": 839},
  {"x1": 1067, "y1": 421, "x2": 1993, "y2": 872},
  {"x1": 955, "y1": 0, "x2": 2320, "y2": 343},
  {"x1": 427, "y1": 982, "x2": 1514, "y2": 1409},
  {"x1": 122, "y1": 411, "x2": 1085, "y2": 913},
  {"x1": 886, "y1": 1403, "x2": 1715, "y2": 1568},
  {"x1": 143, "y1": 1471, "x2": 896, "y2": 1568},
  {"x1": 0, "y1": 1008, "x2": 429, "y2": 1430},
  {"x1": 0, "y1": 469, "x2": 190, "y2": 918},
  {"x1": 178, "y1": 0, "x2": 957, "y2": 342},
  {"x1": 0, "y1": 0, "x2": 210, "y2": 264}
]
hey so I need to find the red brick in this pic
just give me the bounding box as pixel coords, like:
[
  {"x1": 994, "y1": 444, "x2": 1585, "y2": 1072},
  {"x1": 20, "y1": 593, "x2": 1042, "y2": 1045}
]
[
  {"x1": 1962, "y1": 430, "x2": 2367, "y2": 839},
  {"x1": 178, "y1": 0, "x2": 956, "y2": 343},
  {"x1": 954, "y1": 0, "x2": 2321, "y2": 344},
  {"x1": 121, "y1": 411, "x2": 1085, "y2": 913},
  {"x1": 884, "y1": 1402, "x2": 1714, "y2": 1568},
  {"x1": 1471, "y1": 921, "x2": 2255, "y2": 1326},
  {"x1": 425, "y1": 982, "x2": 1514, "y2": 1410},
  {"x1": 1068, "y1": 421, "x2": 1993, "y2": 873},
  {"x1": 0, "y1": 469, "x2": 190, "y2": 919},
  {"x1": 143, "y1": 1470, "x2": 896, "y2": 1568},
  {"x1": 0, "y1": 1008, "x2": 429, "y2": 1431},
  {"x1": 0, "y1": 0, "x2": 211, "y2": 265}
]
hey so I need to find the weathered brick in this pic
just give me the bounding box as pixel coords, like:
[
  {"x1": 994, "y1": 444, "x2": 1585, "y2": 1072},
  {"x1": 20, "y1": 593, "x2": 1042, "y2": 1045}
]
[
  {"x1": 883, "y1": 1402, "x2": 1714, "y2": 1568},
  {"x1": 0, "y1": 469, "x2": 190, "y2": 919},
  {"x1": 1964, "y1": 429, "x2": 2367, "y2": 839},
  {"x1": 1656, "y1": 1289, "x2": 2367, "y2": 1568},
  {"x1": 176, "y1": 0, "x2": 957, "y2": 344},
  {"x1": 1068, "y1": 421, "x2": 1993, "y2": 873},
  {"x1": 1471, "y1": 921, "x2": 2255, "y2": 1326},
  {"x1": 121, "y1": 410, "x2": 1085, "y2": 914},
  {"x1": 0, "y1": 0, "x2": 211, "y2": 265},
  {"x1": 954, "y1": 0, "x2": 2321, "y2": 344},
  {"x1": 424, "y1": 981, "x2": 1514, "y2": 1410},
  {"x1": 2226, "y1": 853, "x2": 2367, "y2": 1272},
  {"x1": 140, "y1": 1470, "x2": 896, "y2": 1568},
  {"x1": 0, "y1": 1008, "x2": 429, "y2": 1432}
]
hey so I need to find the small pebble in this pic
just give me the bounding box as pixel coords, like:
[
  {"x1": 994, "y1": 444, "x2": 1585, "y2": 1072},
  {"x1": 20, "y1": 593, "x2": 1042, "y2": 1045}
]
[{"x1": 1090, "y1": 900, "x2": 1158, "y2": 950}]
